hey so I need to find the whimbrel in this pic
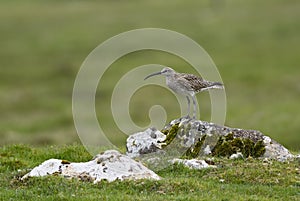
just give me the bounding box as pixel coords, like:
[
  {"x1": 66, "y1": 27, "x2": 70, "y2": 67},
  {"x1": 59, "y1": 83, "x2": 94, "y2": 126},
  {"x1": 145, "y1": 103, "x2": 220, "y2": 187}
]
[{"x1": 144, "y1": 67, "x2": 224, "y2": 119}]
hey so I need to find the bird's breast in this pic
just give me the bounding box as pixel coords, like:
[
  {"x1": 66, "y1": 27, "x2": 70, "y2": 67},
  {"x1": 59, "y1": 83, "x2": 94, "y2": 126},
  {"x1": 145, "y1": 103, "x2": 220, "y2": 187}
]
[{"x1": 166, "y1": 77, "x2": 190, "y2": 95}]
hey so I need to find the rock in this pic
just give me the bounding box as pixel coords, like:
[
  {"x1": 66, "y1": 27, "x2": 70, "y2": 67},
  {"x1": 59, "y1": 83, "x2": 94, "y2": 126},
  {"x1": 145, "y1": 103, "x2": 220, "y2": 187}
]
[
  {"x1": 203, "y1": 145, "x2": 212, "y2": 155},
  {"x1": 126, "y1": 118, "x2": 294, "y2": 161},
  {"x1": 229, "y1": 152, "x2": 244, "y2": 160},
  {"x1": 170, "y1": 158, "x2": 217, "y2": 169},
  {"x1": 22, "y1": 150, "x2": 160, "y2": 183},
  {"x1": 126, "y1": 127, "x2": 166, "y2": 158},
  {"x1": 262, "y1": 136, "x2": 294, "y2": 162}
]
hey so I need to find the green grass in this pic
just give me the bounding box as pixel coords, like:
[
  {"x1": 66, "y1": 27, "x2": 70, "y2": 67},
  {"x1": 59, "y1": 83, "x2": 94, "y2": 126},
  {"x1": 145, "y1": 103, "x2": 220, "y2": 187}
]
[
  {"x1": 0, "y1": 144, "x2": 299, "y2": 200},
  {"x1": 0, "y1": 1, "x2": 300, "y2": 150}
]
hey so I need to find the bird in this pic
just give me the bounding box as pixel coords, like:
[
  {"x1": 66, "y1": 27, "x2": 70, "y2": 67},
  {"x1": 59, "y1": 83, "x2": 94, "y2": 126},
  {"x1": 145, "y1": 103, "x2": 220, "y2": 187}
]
[{"x1": 144, "y1": 67, "x2": 224, "y2": 119}]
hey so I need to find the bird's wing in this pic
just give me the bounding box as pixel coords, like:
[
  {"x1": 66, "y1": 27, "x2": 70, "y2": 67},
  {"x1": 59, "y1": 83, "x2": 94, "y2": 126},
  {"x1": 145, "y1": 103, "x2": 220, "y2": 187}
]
[{"x1": 177, "y1": 73, "x2": 209, "y2": 92}]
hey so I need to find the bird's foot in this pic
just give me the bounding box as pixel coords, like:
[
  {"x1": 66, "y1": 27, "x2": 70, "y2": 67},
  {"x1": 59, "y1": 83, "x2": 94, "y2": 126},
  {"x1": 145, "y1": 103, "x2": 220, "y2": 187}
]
[
  {"x1": 179, "y1": 115, "x2": 193, "y2": 124},
  {"x1": 180, "y1": 115, "x2": 192, "y2": 120}
]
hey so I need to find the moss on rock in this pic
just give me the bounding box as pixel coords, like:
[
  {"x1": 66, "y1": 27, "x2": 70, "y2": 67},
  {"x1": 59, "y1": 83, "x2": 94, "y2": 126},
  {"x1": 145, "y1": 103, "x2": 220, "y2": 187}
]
[
  {"x1": 161, "y1": 123, "x2": 180, "y2": 146},
  {"x1": 253, "y1": 140, "x2": 266, "y2": 158},
  {"x1": 184, "y1": 134, "x2": 207, "y2": 159},
  {"x1": 212, "y1": 133, "x2": 266, "y2": 158},
  {"x1": 242, "y1": 138, "x2": 255, "y2": 157}
]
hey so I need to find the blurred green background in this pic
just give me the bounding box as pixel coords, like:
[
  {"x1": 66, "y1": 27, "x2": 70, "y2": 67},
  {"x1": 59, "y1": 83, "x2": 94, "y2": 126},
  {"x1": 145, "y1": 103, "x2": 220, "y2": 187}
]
[{"x1": 0, "y1": 0, "x2": 299, "y2": 151}]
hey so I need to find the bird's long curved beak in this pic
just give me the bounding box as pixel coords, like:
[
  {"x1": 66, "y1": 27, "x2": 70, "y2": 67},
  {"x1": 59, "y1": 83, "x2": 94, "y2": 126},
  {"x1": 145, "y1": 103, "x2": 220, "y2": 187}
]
[{"x1": 144, "y1": 71, "x2": 162, "y2": 80}]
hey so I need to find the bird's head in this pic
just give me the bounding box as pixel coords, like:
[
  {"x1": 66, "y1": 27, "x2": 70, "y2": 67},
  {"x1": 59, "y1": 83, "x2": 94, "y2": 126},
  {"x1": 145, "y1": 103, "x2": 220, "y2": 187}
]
[{"x1": 144, "y1": 67, "x2": 175, "y2": 80}]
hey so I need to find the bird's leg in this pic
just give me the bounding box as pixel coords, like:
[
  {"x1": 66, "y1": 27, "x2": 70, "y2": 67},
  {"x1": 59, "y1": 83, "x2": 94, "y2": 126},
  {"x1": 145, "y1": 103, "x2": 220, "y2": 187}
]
[
  {"x1": 191, "y1": 95, "x2": 197, "y2": 119},
  {"x1": 184, "y1": 96, "x2": 191, "y2": 119}
]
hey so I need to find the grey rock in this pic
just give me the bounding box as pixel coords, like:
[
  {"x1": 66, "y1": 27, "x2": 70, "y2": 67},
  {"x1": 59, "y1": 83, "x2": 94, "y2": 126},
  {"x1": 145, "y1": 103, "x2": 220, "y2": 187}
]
[
  {"x1": 126, "y1": 117, "x2": 294, "y2": 161},
  {"x1": 262, "y1": 136, "x2": 294, "y2": 162}
]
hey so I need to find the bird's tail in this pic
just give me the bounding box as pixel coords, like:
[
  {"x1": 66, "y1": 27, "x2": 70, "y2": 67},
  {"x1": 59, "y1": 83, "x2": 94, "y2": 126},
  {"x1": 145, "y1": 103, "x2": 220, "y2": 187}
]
[{"x1": 207, "y1": 81, "x2": 224, "y2": 90}]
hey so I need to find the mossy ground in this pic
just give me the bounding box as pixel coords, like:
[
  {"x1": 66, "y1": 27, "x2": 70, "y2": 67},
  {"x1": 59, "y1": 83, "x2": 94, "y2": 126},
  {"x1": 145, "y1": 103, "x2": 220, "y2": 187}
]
[{"x1": 0, "y1": 144, "x2": 299, "y2": 201}]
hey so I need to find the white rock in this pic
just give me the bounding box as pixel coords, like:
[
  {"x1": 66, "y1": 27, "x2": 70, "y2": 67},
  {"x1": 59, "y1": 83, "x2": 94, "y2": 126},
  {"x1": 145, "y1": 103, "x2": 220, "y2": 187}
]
[
  {"x1": 22, "y1": 159, "x2": 62, "y2": 177},
  {"x1": 204, "y1": 145, "x2": 211, "y2": 155},
  {"x1": 229, "y1": 152, "x2": 244, "y2": 160},
  {"x1": 126, "y1": 128, "x2": 166, "y2": 158},
  {"x1": 22, "y1": 150, "x2": 160, "y2": 183},
  {"x1": 170, "y1": 158, "x2": 217, "y2": 169},
  {"x1": 263, "y1": 136, "x2": 272, "y2": 144}
]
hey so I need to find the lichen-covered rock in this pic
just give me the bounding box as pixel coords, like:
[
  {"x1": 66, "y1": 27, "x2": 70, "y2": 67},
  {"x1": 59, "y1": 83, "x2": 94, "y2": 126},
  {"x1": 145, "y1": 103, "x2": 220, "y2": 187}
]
[
  {"x1": 126, "y1": 118, "x2": 294, "y2": 161},
  {"x1": 22, "y1": 150, "x2": 160, "y2": 183}
]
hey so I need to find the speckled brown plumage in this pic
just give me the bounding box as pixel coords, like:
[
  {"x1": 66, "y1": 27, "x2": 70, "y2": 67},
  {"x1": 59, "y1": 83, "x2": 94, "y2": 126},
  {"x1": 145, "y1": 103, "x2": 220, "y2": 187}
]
[{"x1": 177, "y1": 73, "x2": 223, "y2": 92}]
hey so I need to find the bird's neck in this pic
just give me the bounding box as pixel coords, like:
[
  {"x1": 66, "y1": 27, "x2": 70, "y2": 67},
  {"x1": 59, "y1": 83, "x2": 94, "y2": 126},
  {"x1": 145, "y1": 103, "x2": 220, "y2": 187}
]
[{"x1": 165, "y1": 74, "x2": 177, "y2": 87}]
